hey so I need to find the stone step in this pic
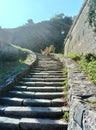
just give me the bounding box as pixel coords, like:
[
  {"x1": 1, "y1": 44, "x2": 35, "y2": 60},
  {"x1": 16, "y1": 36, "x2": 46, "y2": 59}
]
[
  {"x1": 14, "y1": 86, "x2": 64, "y2": 92},
  {"x1": 28, "y1": 74, "x2": 64, "y2": 78},
  {"x1": 0, "y1": 97, "x2": 66, "y2": 107},
  {"x1": 4, "y1": 106, "x2": 68, "y2": 118},
  {"x1": 23, "y1": 98, "x2": 66, "y2": 107},
  {"x1": 32, "y1": 67, "x2": 63, "y2": 70},
  {"x1": 20, "y1": 118, "x2": 68, "y2": 130},
  {"x1": 37, "y1": 64, "x2": 62, "y2": 67},
  {"x1": 0, "y1": 116, "x2": 20, "y2": 130},
  {"x1": 22, "y1": 77, "x2": 64, "y2": 82},
  {"x1": 0, "y1": 116, "x2": 67, "y2": 130},
  {"x1": 29, "y1": 72, "x2": 63, "y2": 76},
  {"x1": 31, "y1": 67, "x2": 62, "y2": 70},
  {"x1": 0, "y1": 97, "x2": 23, "y2": 106},
  {"x1": 37, "y1": 61, "x2": 60, "y2": 63},
  {"x1": 19, "y1": 81, "x2": 64, "y2": 87},
  {"x1": 27, "y1": 86, "x2": 64, "y2": 92},
  {"x1": 37, "y1": 65, "x2": 62, "y2": 68},
  {"x1": 8, "y1": 91, "x2": 64, "y2": 99},
  {"x1": 38, "y1": 62, "x2": 60, "y2": 65},
  {"x1": 30, "y1": 70, "x2": 63, "y2": 73}
]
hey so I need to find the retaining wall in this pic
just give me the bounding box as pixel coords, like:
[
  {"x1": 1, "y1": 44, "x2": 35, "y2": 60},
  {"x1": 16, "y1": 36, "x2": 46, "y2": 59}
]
[
  {"x1": 64, "y1": 0, "x2": 96, "y2": 55},
  {"x1": 51, "y1": 54, "x2": 96, "y2": 130}
]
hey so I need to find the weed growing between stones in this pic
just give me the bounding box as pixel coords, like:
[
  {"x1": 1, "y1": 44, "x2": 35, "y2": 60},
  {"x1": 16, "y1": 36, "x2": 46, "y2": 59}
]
[
  {"x1": 62, "y1": 68, "x2": 69, "y2": 104},
  {"x1": 65, "y1": 53, "x2": 96, "y2": 84},
  {"x1": 62, "y1": 68, "x2": 69, "y2": 121},
  {"x1": 78, "y1": 53, "x2": 96, "y2": 84},
  {"x1": 63, "y1": 111, "x2": 69, "y2": 122},
  {"x1": 64, "y1": 53, "x2": 81, "y2": 61},
  {"x1": 63, "y1": 68, "x2": 68, "y2": 91}
]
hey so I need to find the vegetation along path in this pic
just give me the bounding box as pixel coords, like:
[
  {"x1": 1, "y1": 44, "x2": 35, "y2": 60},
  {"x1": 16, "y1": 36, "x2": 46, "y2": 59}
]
[{"x1": 0, "y1": 54, "x2": 69, "y2": 130}]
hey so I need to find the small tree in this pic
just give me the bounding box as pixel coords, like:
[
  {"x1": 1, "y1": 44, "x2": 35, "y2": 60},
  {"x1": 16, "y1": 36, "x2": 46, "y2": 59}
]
[{"x1": 27, "y1": 19, "x2": 34, "y2": 25}]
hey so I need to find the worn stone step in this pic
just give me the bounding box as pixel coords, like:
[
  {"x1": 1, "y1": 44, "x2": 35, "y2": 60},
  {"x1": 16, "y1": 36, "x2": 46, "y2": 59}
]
[
  {"x1": 37, "y1": 65, "x2": 62, "y2": 68},
  {"x1": 8, "y1": 91, "x2": 64, "y2": 99},
  {"x1": 29, "y1": 72, "x2": 63, "y2": 76},
  {"x1": 14, "y1": 85, "x2": 27, "y2": 91},
  {"x1": 31, "y1": 68, "x2": 62, "y2": 71},
  {"x1": 0, "y1": 106, "x2": 6, "y2": 115},
  {"x1": 38, "y1": 60, "x2": 58, "y2": 62},
  {"x1": 37, "y1": 61, "x2": 60, "y2": 63},
  {"x1": 0, "y1": 97, "x2": 66, "y2": 107},
  {"x1": 19, "y1": 81, "x2": 64, "y2": 87},
  {"x1": 28, "y1": 74, "x2": 64, "y2": 78},
  {"x1": 22, "y1": 77, "x2": 64, "y2": 82},
  {"x1": 29, "y1": 92, "x2": 64, "y2": 99},
  {"x1": 14, "y1": 86, "x2": 64, "y2": 92},
  {"x1": 32, "y1": 67, "x2": 63, "y2": 70},
  {"x1": 20, "y1": 118, "x2": 68, "y2": 130},
  {"x1": 0, "y1": 116, "x2": 20, "y2": 130},
  {"x1": 27, "y1": 86, "x2": 64, "y2": 92},
  {"x1": 0, "y1": 97, "x2": 23, "y2": 106},
  {"x1": 37, "y1": 62, "x2": 62, "y2": 65},
  {"x1": 0, "y1": 116, "x2": 67, "y2": 130},
  {"x1": 30, "y1": 70, "x2": 63, "y2": 74},
  {"x1": 38, "y1": 63, "x2": 60, "y2": 65},
  {"x1": 23, "y1": 98, "x2": 66, "y2": 107},
  {"x1": 37, "y1": 64, "x2": 62, "y2": 67},
  {"x1": 4, "y1": 106, "x2": 68, "y2": 118}
]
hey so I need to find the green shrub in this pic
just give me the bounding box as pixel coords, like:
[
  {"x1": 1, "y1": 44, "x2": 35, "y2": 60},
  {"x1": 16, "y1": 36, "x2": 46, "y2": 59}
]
[
  {"x1": 78, "y1": 53, "x2": 96, "y2": 84},
  {"x1": 63, "y1": 112, "x2": 69, "y2": 122},
  {"x1": 64, "y1": 53, "x2": 81, "y2": 61}
]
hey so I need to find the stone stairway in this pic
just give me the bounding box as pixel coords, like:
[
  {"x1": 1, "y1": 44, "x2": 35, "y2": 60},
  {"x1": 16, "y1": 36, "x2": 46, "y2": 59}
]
[{"x1": 0, "y1": 54, "x2": 69, "y2": 130}]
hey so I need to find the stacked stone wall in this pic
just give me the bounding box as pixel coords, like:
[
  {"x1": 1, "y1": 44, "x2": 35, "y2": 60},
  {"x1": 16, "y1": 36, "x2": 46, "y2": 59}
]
[
  {"x1": 51, "y1": 54, "x2": 96, "y2": 130},
  {"x1": 64, "y1": 0, "x2": 96, "y2": 54}
]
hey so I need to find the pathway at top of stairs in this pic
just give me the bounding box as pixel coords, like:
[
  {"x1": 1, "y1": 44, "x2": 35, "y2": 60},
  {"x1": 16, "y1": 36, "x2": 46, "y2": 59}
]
[{"x1": 0, "y1": 54, "x2": 69, "y2": 130}]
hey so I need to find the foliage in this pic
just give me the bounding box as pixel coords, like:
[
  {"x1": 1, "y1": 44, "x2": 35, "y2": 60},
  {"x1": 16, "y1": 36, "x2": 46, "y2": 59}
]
[
  {"x1": 65, "y1": 53, "x2": 96, "y2": 84},
  {"x1": 63, "y1": 112, "x2": 69, "y2": 122},
  {"x1": 78, "y1": 53, "x2": 96, "y2": 84},
  {"x1": 88, "y1": 0, "x2": 96, "y2": 32},
  {"x1": 57, "y1": 53, "x2": 64, "y2": 57},
  {"x1": 63, "y1": 68, "x2": 68, "y2": 94},
  {"x1": 11, "y1": 14, "x2": 72, "y2": 53},
  {"x1": 64, "y1": 53, "x2": 80, "y2": 58},
  {"x1": 84, "y1": 53, "x2": 96, "y2": 62},
  {"x1": 50, "y1": 13, "x2": 65, "y2": 21}
]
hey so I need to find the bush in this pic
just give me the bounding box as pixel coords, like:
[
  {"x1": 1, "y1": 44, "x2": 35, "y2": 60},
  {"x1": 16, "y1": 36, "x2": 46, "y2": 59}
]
[{"x1": 84, "y1": 53, "x2": 96, "y2": 62}]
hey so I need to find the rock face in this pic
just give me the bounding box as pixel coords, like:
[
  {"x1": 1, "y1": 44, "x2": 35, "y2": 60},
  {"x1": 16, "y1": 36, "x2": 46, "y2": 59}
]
[{"x1": 64, "y1": 0, "x2": 96, "y2": 54}]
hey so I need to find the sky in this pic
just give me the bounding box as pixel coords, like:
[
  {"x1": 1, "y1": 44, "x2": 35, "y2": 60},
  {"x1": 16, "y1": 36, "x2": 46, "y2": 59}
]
[{"x1": 0, "y1": 0, "x2": 84, "y2": 28}]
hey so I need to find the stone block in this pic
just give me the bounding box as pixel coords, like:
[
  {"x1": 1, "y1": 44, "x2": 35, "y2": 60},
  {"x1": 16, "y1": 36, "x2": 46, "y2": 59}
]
[
  {"x1": 83, "y1": 110, "x2": 96, "y2": 130},
  {"x1": 20, "y1": 118, "x2": 67, "y2": 130},
  {"x1": 0, "y1": 117, "x2": 19, "y2": 130}
]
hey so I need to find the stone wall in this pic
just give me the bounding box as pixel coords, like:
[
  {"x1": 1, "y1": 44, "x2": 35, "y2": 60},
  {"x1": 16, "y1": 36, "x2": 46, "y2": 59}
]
[
  {"x1": 51, "y1": 54, "x2": 96, "y2": 130},
  {"x1": 65, "y1": 58, "x2": 96, "y2": 130},
  {"x1": 64, "y1": 0, "x2": 96, "y2": 54}
]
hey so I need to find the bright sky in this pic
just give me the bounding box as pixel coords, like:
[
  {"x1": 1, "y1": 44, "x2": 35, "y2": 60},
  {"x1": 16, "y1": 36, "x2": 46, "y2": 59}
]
[{"x1": 0, "y1": 0, "x2": 84, "y2": 28}]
